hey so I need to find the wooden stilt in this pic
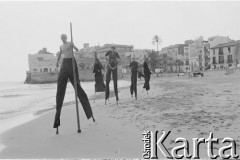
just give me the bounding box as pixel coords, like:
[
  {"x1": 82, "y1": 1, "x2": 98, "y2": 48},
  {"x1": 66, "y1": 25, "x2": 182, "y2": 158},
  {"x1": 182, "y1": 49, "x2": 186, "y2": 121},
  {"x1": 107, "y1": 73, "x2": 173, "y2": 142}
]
[
  {"x1": 56, "y1": 127, "x2": 59, "y2": 135},
  {"x1": 70, "y1": 22, "x2": 81, "y2": 133},
  {"x1": 92, "y1": 115, "x2": 96, "y2": 122}
]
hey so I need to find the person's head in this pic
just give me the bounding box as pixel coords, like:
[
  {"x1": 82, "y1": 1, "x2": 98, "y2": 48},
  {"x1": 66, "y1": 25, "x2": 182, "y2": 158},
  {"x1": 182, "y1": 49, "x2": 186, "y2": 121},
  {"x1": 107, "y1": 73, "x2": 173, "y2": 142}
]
[
  {"x1": 111, "y1": 46, "x2": 116, "y2": 51},
  {"x1": 61, "y1": 34, "x2": 67, "y2": 43}
]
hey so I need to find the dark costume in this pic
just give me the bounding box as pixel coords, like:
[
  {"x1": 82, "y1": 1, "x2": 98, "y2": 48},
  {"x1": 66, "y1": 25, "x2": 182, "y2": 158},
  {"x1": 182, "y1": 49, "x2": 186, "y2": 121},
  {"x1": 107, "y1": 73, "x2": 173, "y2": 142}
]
[
  {"x1": 53, "y1": 58, "x2": 93, "y2": 128},
  {"x1": 143, "y1": 61, "x2": 151, "y2": 91},
  {"x1": 129, "y1": 61, "x2": 139, "y2": 98},
  {"x1": 105, "y1": 50, "x2": 120, "y2": 101},
  {"x1": 93, "y1": 59, "x2": 105, "y2": 92}
]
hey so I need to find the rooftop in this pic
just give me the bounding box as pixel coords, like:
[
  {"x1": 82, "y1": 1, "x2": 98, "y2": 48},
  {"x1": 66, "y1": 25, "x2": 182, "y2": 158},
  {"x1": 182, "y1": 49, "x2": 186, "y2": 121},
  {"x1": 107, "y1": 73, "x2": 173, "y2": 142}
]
[
  {"x1": 161, "y1": 44, "x2": 186, "y2": 50},
  {"x1": 211, "y1": 41, "x2": 236, "y2": 49}
]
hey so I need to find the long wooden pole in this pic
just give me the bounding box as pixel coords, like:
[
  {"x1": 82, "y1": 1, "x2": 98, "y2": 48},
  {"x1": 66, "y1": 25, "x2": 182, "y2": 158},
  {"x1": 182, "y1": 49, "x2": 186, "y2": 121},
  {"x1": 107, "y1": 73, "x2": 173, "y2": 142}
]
[{"x1": 70, "y1": 22, "x2": 81, "y2": 133}]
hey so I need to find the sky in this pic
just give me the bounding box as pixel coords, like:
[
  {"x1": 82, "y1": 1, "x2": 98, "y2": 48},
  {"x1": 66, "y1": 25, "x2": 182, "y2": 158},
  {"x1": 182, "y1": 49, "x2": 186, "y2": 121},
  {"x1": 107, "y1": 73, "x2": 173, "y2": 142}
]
[{"x1": 0, "y1": 1, "x2": 240, "y2": 82}]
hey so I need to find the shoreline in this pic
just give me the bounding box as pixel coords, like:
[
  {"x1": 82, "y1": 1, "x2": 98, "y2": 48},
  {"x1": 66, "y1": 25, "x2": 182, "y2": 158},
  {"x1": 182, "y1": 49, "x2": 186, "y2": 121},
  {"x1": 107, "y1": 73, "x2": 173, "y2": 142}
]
[
  {"x1": 0, "y1": 80, "x2": 146, "y2": 158},
  {"x1": 1, "y1": 70, "x2": 239, "y2": 158},
  {"x1": 0, "y1": 79, "x2": 141, "y2": 138}
]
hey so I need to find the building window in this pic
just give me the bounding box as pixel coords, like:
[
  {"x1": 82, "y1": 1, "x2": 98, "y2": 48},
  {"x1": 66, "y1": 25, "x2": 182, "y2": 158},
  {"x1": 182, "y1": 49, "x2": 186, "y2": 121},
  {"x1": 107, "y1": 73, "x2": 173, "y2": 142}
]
[
  {"x1": 219, "y1": 56, "x2": 224, "y2": 64},
  {"x1": 213, "y1": 49, "x2": 215, "y2": 55},
  {"x1": 227, "y1": 55, "x2": 233, "y2": 63},
  {"x1": 37, "y1": 57, "x2": 43, "y2": 61},
  {"x1": 213, "y1": 57, "x2": 216, "y2": 64},
  {"x1": 33, "y1": 68, "x2": 37, "y2": 72},
  {"x1": 44, "y1": 68, "x2": 48, "y2": 72},
  {"x1": 40, "y1": 69, "x2": 42, "y2": 72},
  {"x1": 228, "y1": 47, "x2": 231, "y2": 53},
  {"x1": 219, "y1": 48, "x2": 223, "y2": 54}
]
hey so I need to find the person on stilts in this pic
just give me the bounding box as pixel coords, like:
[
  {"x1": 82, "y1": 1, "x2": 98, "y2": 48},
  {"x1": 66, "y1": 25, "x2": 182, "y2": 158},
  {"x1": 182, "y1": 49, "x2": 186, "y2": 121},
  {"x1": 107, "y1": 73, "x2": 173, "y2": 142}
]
[
  {"x1": 129, "y1": 56, "x2": 139, "y2": 99},
  {"x1": 53, "y1": 34, "x2": 95, "y2": 134},
  {"x1": 143, "y1": 57, "x2": 151, "y2": 95},
  {"x1": 105, "y1": 46, "x2": 121, "y2": 105}
]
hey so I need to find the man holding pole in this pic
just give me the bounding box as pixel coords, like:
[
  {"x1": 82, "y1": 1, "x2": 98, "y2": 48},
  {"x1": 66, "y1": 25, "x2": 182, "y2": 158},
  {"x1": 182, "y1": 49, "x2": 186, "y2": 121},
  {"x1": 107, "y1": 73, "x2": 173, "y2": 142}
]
[{"x1": 53, "y1": 34, "x2": 94, "y2": 134}]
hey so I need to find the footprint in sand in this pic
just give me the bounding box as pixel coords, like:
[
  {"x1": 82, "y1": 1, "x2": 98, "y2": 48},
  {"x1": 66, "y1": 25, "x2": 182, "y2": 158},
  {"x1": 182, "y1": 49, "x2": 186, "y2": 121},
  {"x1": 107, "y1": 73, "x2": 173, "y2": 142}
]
[{"x1": 224, "y1": 90, "x2": 231, "y2": 93}]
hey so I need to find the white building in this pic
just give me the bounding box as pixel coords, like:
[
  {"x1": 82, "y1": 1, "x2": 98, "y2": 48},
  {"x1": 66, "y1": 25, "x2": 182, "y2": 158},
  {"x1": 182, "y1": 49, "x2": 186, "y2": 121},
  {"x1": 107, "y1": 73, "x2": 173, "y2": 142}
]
[
  {"x1": 183, "y1": 46, "x2": 190, "y2": 72},
  {"x1": 125, "y1": 49, "x2": 148, "y2": 64},
  {"x1": 28, "y1": 48, "x2": 58, "y2": 73},
  {"x1": 210, "y1": 41, "x2": 237, "y2": 69}
]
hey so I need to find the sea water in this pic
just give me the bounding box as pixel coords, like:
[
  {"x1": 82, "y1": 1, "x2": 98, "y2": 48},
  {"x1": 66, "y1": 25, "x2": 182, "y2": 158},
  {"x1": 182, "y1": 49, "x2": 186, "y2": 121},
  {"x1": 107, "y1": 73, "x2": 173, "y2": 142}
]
[{"x1": 0, "y1": 80, "x2": 130, "y2": 133}]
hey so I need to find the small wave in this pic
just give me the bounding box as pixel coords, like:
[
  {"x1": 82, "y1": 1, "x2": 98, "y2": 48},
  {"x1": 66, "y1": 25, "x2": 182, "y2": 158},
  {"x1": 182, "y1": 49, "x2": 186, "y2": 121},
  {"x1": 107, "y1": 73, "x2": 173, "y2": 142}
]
[{"x1": 0, "y1": 94, "x2": 25, "y2": 98}]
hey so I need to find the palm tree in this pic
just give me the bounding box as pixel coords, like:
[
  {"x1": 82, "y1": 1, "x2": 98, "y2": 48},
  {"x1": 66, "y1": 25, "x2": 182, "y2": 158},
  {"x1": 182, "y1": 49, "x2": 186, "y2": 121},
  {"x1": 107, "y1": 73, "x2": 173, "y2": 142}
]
[
  {"x1": 152, "y1": 35, "x2": 162, "y2": 52},
  {"x1": 147, "y1": 49, "x2": 160, "y2": 71}
]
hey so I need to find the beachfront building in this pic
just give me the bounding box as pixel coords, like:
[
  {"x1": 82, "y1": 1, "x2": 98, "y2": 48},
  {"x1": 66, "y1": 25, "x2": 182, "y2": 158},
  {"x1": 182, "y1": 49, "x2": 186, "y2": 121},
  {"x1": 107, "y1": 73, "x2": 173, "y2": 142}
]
[
  {"x1": 236, "y1": 40, "x2": 240, "y2": 66},
  {"x1": 183, "y1": 40, "x2": 194, "y2": 72},
  {"x1": 188, "y1": 37, "x2": 206, "y2": 71},
  {"x1": 187, "y1": 37, "x2": 212, "y2": 71},
  {"x1": 183, "y1": 46, "x2": 190, "y2": 72},
  {"x1": 75, "y1": 43, "x2": 100, "y2": 59},
  {"x1": 96, "y1": 44, "x2": 134, "y2": 59},
  {"x1": 28, "y1": 48, "x2": 58, "y2": 73},
  {"x1": 125, "y1": 49, "x2": 148, "y2": 65},
  {"x1": 74, "y1": 43, "x2": 100, "y2": 70},
  {"x1": 160, "y1": 44, "x2": 186, "y2": 72},
  {"x1": 210, "y1": 41, "x2": 239, "y2": 69}
]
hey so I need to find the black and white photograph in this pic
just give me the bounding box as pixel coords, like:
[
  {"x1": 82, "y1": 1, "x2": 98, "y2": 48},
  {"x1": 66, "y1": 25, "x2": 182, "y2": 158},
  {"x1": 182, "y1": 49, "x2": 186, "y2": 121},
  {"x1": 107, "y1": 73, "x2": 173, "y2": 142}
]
[{"x1": 0, "y1": 0, "x2": 240, "y2": 159}]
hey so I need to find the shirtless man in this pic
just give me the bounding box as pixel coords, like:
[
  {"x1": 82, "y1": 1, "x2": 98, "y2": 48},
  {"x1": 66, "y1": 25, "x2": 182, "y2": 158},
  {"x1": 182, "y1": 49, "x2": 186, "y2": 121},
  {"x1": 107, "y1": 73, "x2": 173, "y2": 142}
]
[{"x1": 53, "y1": 34, "x2": 94, "y2": 133}]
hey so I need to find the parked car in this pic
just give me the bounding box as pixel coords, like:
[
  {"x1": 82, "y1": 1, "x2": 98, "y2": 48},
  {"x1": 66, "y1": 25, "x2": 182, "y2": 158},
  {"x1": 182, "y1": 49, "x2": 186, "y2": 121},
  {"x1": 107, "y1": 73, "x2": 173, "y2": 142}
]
[{"x1": 193, "y1": 71, "x2": 204, "y2": 77}]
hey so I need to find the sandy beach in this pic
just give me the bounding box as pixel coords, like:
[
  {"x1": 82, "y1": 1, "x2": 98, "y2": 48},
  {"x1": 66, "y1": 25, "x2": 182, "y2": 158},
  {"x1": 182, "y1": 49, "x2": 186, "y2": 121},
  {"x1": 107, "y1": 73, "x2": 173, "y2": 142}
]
[{"x1": 0, "y1": 70, "x2": 240, "y2": 159}]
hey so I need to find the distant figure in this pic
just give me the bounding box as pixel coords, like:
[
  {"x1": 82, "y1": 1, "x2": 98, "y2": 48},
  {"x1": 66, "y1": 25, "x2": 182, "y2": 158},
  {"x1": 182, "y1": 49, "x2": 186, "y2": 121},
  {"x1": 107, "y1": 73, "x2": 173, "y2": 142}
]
[
  {"x1": 105, "y1": 46, "x2": 121, "y2": 104},
  {"x1": 93, "y1": 54, "x2": 105, "y2": 92},
  {"x1": 129, "y1": 57, "x2": 139, "y2": 99},
  {"x1": 53, "y1": 34, "x2": 94, "y2": 132},
  {"x1": 143, "y1": 58, "x2": 151, "y2": 92}
]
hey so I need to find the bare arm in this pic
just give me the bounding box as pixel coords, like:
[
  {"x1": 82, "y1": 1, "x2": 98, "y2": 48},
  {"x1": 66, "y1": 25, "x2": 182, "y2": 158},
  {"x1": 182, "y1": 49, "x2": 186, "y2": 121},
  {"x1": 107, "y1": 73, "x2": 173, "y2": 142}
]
[
  {"x1": 56, "y1": 48, "x2": 62, "y2": 67},
  {"x1": 71, "y1": 42, "x2": 79, "y2": 52}
]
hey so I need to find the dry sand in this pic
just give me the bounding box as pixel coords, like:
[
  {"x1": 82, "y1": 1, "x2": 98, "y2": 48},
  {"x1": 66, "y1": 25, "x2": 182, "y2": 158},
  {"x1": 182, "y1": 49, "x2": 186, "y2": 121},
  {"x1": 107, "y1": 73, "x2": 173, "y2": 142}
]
[{"x1": 0, "y1": 70, "x2": 240, "y2": 159}]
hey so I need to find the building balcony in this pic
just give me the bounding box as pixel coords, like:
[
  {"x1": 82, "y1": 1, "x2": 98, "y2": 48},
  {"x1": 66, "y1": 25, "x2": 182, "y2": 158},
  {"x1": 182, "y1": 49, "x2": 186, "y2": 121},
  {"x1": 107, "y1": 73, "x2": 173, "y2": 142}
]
[
  {"x1": 227, "y1": 60, "x2": 233, "y2": 63},
  {"x1": 219, "y1": 51, "x2": 224, "y2": 55}
]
